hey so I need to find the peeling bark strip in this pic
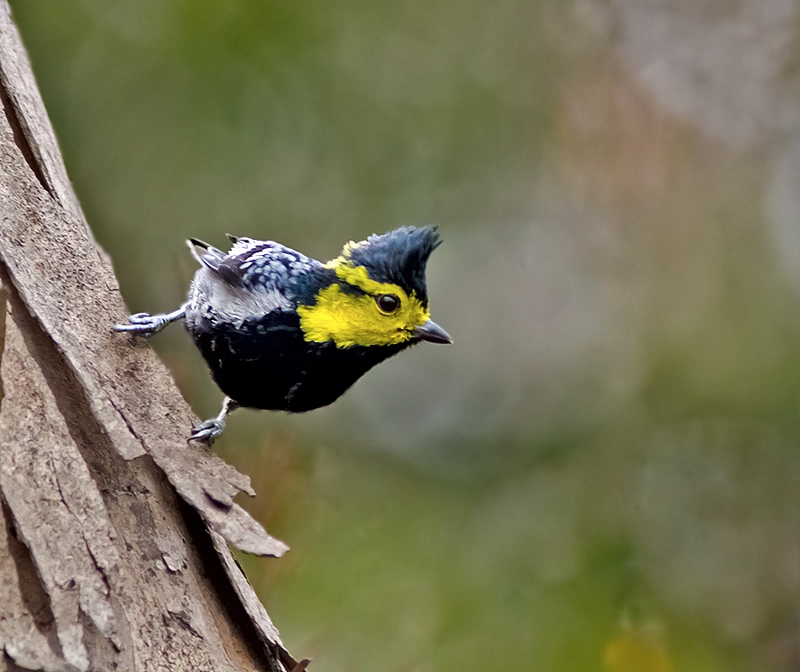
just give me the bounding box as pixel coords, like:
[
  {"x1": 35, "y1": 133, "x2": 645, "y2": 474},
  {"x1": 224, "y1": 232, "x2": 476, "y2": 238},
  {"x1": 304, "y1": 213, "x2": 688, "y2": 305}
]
[{"x1": 0, "y1": 3, "x2": 298, "y2": 670}]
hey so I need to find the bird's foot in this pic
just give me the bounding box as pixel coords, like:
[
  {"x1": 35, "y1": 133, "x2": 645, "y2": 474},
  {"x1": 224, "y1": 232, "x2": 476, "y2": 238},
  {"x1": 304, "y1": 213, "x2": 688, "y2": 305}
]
[
  {"x1": 188, "y1": 397, "x2": 238, "y2": 447},
  {"x1": 115, "y1": 305, "x2": 186, "y2": 338},
  {"x1": 189, "y1": 418, "x2": 226, "y2": 446},
  {"x1": 114, "y1": 312, "x2": 171, "y2": 337}
]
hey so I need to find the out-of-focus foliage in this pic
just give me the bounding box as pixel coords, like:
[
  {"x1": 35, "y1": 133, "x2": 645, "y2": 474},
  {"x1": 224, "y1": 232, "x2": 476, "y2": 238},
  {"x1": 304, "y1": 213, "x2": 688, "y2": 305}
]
[{"x1": 11, "y1": 0, "x2": 800, "y2": 669}]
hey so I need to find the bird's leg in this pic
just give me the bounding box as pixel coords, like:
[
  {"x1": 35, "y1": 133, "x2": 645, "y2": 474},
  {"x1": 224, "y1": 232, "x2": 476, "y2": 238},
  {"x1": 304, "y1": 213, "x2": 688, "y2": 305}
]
[
  {"x1": 189, "y1": 397, "x2": 240, "y2": 446},
  {"x1": 115, "y1": 304, "x2": 187, "y2": 337}
]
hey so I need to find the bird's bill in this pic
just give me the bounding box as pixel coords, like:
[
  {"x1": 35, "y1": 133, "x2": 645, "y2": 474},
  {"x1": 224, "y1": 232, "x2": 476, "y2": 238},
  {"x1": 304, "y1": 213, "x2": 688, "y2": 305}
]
[{"x1": 415, "y1": 319, "x2": 453, "y2": 344}]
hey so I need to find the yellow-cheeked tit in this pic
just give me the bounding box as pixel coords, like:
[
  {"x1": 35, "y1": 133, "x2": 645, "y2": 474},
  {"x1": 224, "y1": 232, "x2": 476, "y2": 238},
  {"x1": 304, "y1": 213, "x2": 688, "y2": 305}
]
[{"x1": 116, "y1": 226, "x2": 451, "y2": 444}]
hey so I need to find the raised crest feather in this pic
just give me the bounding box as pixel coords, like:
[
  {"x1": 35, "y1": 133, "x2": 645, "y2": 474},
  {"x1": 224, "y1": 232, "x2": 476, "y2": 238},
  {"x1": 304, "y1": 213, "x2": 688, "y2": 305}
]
[{"x1": 338, "y1": 226, "x2": 441, "y2": 305}]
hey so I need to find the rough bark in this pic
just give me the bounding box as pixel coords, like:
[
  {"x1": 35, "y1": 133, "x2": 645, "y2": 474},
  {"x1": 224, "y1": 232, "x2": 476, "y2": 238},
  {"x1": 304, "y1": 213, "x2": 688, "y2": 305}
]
[{"x1": 0, "y1": 3, "x2": 302, "y2": 670}]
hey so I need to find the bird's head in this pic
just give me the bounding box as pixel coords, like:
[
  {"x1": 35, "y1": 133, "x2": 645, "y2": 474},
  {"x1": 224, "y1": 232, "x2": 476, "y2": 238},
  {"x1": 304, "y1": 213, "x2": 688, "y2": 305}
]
[{"x1": 297, "y1": 226, "x2": 452, "y2": 348}]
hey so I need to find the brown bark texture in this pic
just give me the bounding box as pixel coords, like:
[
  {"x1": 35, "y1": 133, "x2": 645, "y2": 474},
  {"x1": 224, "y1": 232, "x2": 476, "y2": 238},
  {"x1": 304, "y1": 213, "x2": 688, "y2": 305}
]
[{"x1": 0, "y1": 4, "x2": 303, "y2": 671}]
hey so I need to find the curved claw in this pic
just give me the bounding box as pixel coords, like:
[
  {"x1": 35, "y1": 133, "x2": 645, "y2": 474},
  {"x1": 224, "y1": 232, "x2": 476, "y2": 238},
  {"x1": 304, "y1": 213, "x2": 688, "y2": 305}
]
[{"x1": 189, "y1": 418, "x2": 226, "y2": 446}]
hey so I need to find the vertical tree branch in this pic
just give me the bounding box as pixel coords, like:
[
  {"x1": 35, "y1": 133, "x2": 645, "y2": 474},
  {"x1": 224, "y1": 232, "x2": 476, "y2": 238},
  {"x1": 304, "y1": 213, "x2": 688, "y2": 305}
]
[{"x1": 0, "y1": 3, "x2": 300, "y2": 670}]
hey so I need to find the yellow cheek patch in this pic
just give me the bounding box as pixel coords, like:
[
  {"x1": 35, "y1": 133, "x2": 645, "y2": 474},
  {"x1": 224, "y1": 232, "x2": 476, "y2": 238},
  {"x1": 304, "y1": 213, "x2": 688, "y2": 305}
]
[{"x1": 297, "y1": 264, "x2": 431, "y2": 348}]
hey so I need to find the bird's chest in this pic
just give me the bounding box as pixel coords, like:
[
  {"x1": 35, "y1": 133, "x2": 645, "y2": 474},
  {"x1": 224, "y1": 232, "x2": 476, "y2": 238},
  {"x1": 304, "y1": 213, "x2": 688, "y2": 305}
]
[{"x1": 186, "y1": 310, "x2": 404, "y2": 412}]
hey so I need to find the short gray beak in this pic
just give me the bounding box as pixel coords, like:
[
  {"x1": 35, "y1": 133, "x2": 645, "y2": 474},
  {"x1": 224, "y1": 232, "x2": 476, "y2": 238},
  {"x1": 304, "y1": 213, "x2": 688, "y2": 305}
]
[{"x1": 415, "y1": 319, "x2": 453, "y2": 345}]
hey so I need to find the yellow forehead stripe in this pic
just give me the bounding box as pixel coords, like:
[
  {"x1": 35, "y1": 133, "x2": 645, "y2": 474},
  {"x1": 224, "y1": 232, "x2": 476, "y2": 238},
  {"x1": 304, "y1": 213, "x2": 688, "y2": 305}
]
[
  {"x1": 297, "y1": 261, "x2": 430, "y2": 348},
  {"x1": 338, "y1": 239, "x2": 363, "y2": 259},
  {"x1": 332, "y1": 263, "x2": 390, "y2": 294}
]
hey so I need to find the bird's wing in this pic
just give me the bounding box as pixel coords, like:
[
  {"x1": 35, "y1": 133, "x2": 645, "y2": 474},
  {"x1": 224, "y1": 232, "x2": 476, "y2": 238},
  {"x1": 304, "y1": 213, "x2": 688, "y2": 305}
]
[
  {"x1": 188, "y1": 238, "x2": 315, "y2": 319},
  {"x1": 188, "y1": 237, "x2": 277, "y2": 288}
]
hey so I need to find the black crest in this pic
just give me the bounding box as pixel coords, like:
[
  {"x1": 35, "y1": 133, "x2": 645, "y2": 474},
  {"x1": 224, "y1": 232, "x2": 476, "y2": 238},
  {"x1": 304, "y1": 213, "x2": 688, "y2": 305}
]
[{"x1": 342, "y1": 226, "x2": 442, "y2": 305}]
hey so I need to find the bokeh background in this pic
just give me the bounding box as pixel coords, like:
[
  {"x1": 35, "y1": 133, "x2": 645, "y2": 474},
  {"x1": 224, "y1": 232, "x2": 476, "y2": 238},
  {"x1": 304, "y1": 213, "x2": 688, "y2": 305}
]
[{"x1": 10, "y1": 0, "x2": 800, "y2": 669}]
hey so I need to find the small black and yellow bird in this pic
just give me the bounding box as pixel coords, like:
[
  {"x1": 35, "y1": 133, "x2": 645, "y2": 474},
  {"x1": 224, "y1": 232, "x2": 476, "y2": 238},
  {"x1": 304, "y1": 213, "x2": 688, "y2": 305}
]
[{"x1": 116, "y1": 226, "x2": 451, "y2": 444}]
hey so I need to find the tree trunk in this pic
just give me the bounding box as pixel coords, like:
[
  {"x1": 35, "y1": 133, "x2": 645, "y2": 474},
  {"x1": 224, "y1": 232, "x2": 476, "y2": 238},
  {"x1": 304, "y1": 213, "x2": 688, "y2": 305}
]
[{"x1": 0, "y1": 4, "x2": 303, "y2": 670}]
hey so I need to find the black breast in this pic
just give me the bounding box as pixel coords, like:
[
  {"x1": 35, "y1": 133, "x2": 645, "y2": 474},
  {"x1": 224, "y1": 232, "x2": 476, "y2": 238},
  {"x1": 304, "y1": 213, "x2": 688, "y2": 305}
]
[{"x1": 186, "y1": 311, "x2": 412, "y2": 412}]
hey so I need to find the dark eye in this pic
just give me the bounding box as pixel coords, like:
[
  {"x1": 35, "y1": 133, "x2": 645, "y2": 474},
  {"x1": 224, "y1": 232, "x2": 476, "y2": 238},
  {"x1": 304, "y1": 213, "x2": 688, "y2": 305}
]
[{"x1": 375, "y1": 294, "x2": 400, "y2": 314}]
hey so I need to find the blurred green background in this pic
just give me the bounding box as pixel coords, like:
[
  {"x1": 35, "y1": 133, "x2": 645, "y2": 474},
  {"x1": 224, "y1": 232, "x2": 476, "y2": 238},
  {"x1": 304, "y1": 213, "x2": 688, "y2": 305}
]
[{"x1": 11, "y1": 0, "x2": 800, "y2": 669}]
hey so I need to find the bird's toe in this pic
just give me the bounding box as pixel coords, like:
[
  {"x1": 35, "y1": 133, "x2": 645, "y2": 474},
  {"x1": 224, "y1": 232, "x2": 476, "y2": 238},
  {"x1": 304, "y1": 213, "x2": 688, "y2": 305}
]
[{"x1": 189, "y1": 419, "x2": 225, "y2": 446}]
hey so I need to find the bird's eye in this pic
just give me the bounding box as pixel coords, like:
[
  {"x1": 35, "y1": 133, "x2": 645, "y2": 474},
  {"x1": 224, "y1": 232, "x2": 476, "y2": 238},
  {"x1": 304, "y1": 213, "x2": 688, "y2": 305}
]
[{"x1": 375, "y1": 294, "x2": 400, "y2": 314}]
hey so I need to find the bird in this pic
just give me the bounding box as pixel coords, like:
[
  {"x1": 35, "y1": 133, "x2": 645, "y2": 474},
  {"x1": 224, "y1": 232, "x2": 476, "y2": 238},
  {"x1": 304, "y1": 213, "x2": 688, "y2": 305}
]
[{"x1": 115, "y1": 226, "x2": 452, "y2": 444}]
